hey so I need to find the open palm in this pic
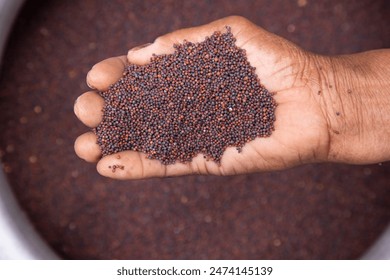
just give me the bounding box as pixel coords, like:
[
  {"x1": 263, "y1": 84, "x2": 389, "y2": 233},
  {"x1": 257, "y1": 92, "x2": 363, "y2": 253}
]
[{"x1": 74, "y1": 16, "x2": 331, "y2": 179}]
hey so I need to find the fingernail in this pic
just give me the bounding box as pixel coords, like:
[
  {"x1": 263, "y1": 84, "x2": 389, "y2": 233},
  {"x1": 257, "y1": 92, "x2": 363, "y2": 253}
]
[
  {"x1": 129, "y1": 43, "x2": 152, "y2": 52},
  {"x1": 86, "y1": 80, "x2": 95, "y2": 89},
  {"x1": 86, "y1": 72, "x2": 96, "y2": 89},
  {"x1": 73, "y1": 97, "x2": 80, "y2": 118}
]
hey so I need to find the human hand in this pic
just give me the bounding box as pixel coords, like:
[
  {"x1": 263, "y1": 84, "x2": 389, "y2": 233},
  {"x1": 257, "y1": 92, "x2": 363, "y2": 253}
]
[{"x1": 74, "y1": 16, "x2": 390, "y2": 179}]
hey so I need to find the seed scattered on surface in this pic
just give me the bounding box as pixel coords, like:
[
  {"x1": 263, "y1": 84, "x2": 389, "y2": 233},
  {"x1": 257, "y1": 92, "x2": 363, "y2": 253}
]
[
  {"x1": 297, "y1": 0, "x2": 308, "y2": 7},
  {"x1": 111, "y1": 164, "x2": 125, "y2": 173},
  {"x1": 56, "y1": 138, "x2": 64, "y2": 145},
  {"x1": 2, "y1": 163, "x2": 12, "y2": 173},
  {"x1": 71, "y1": 170, "x2": 79, "y2": 178},
  {"x1": 19, "y1": 117, "x2": 28, "y2": 124},
  {"x1": 180, "y1": 196, "x2": 189, "y2": 204},
  {"x1": 68, "y1": 69, "x2": 77, "y2": 79},
  {"x1": 39, "y1": 27, "x2": 50, "y2": 37},
  {"x1": 94, "y1": 27, "x2": 277, "y2": 165},
  {"x1": 29, "y1": 155, "x2": 38, "y2": 164},
  {"x1": 34, "y1": 105, "x2": 42, "y2": 114},
  {"x1": 6, "y1": 144, "x2": 14, "y2": 153},
  {"x1": 287, "y1": 24, "x2": 296, "y2": 33},
  {"x1": 273, "y1": 238, "x2": 282, "y2": 247},
  {"x1": 204, "y1": 215, "x2": 212, "y2": 223}
]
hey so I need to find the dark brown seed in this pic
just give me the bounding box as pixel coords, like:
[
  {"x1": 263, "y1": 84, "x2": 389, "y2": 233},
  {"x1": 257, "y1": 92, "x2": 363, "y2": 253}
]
[{"x1": 94, "y1": 27, "x2": 277, "y2": 165}]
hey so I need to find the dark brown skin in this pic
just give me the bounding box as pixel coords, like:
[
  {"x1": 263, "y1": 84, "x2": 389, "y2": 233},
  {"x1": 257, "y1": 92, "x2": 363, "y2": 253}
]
[{"x1": 74, "y1": 16, "x2": 390, "y2": 180}]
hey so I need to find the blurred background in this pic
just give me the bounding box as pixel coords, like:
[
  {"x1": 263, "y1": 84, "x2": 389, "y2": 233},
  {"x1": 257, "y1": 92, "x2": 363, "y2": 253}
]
[{"x1": 0, "y1": 0, "x2": 389, "y2": 259}]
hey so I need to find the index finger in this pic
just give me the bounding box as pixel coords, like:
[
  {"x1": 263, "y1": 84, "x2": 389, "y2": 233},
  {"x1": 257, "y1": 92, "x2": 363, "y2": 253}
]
[{"x1": 86, "y1": 55, "x2": 127, "y2": 91}]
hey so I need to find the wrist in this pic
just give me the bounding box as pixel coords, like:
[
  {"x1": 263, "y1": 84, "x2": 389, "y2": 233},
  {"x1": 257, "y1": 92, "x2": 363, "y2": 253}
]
[{"x1": 314, "y1": 50, "x2": 390, "y2": 164}]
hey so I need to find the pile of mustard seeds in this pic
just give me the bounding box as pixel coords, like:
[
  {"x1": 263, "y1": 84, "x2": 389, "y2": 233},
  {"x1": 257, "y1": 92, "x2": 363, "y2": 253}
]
[{"x1": 95, "y1": 27, "x2": 276, "y2": 164}]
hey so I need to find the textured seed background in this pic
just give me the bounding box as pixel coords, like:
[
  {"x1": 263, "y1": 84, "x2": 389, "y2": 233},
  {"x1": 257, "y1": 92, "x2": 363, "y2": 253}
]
[{"x1": 0, "y1": 0, "x2": 389, "y2": 259}]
